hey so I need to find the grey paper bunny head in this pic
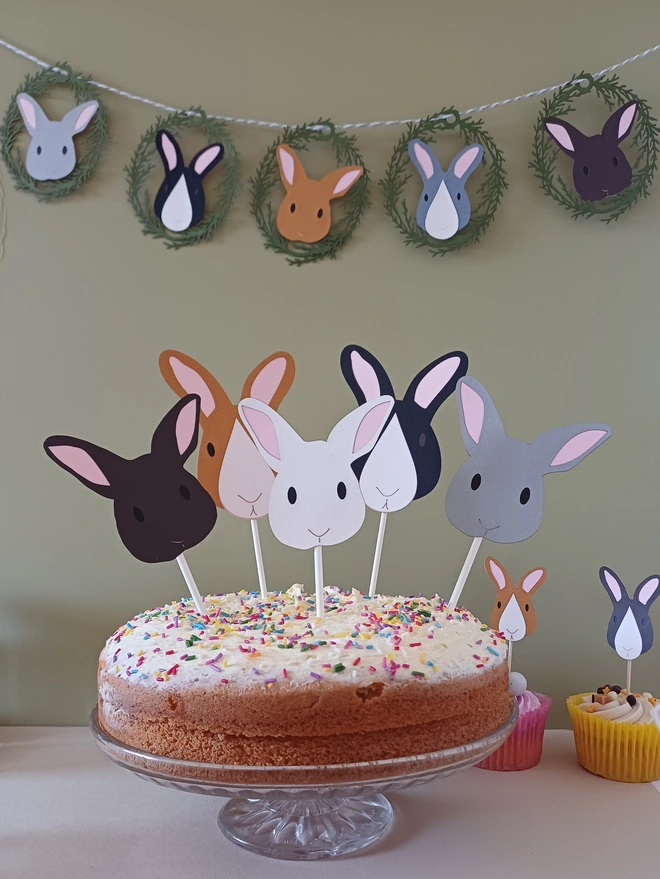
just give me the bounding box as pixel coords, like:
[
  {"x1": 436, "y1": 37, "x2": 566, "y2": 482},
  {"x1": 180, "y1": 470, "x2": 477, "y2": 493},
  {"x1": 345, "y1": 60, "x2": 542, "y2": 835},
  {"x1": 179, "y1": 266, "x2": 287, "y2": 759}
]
[
  {"x1": 16, "y1": 93, "x2": 99, "y2": 181},
  {"x1": 445, "y1": 377, "x2": 611, "y2": 544},
  {"x1": 599, "y1": 567, "x2": 660, "y2": 660}
]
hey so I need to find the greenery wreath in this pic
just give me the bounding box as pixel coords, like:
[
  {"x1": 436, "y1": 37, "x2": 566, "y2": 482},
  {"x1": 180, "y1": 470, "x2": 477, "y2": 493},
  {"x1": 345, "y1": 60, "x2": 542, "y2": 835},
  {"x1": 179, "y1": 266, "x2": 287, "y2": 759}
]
[
  {"x1": 380, "y1": 109, "x2": 506, "y2": 256},
  {"x1": 126, "y1": 109, "x2": 239, "y2": 249},
  {"x1": 249, "y1": 120, "x2": 370, "y2": 267},
  {"x1": 530, "y1": 72, "x2": 659, "y2": 222},
  {"x1": 0, "y1": 64, "x2": 108, "y2": 202}
]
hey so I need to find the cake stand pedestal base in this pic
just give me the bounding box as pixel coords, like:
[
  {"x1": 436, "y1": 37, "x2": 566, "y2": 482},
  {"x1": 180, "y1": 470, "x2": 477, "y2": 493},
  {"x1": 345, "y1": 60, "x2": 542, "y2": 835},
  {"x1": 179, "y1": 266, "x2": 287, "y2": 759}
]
[{"x1": 217, "y1": 793, "x2": 393, "y2": 860}]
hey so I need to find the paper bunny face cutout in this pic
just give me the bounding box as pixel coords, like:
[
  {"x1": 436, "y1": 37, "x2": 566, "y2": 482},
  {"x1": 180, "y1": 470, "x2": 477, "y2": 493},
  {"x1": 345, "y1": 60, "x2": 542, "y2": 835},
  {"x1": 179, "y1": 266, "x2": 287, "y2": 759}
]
[
  {"x1": 16, "y1": 93, "x2": 99, "y2": 181},
  {"x1": 544, "y1": 102, "x2": 638, "y2": 201},
  {"x1": 239, "y1": 396, "x2": 393, "y2": 550},
  {"x1": 44, "y1": 395, "x2": 217, "y2": 563},
  {"x1": 598, "y1": 567, "x2": 660, "y2": 660},
  {"x1": 275, "y1": 145, "x2": 364, "y2": 243},
  {"x1": 154, "y1": 130, "x2": 224, "y2": 232},
  {"x1": 445, "y1": 377, "x2": 612, "y2": 544},
  {"x1": 408, "y1": 139, "x2": 484, "y2": 240},
  {"x1": 159, "y1": 350, "x2": 295, "y2": 520},
  {"x1": 485, "y1": 557, "x2": 546, "y2": 641},
  {"x1": 340, "y1": 345, "x2": 468, "y2": 512}
]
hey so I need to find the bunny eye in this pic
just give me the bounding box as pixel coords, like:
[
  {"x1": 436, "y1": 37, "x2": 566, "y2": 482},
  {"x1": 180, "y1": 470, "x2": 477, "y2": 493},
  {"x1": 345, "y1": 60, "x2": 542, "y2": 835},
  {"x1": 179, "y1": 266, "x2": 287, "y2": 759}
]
[
  {"x1": 290, "y1": 204, "x2": 296, "y2": 213},
  {"x1": 641, "y1": 617, "x2": 647, "y2": 626},
  {"x1": 520, "y1": 487, "x2": 531, "y2": 505},
  {"x1": 582, "y1": 165, "x2": 589, "y2": 176},
  {"x1": 418, "y1": 432, "x2": 426, "y2": 447},
  {"x1": 133, "y1": 507, "x2": 145, "y2": 523},
  {"x1": 287, "y1": 487, "x2": 297, "y2": 504},
  {"x1": 612, "y1": 156, "x2": 619, "y2": 167},
  {"x1": 317, "y1": 208, "x2": 323, "y2": 218},
  {"x1": 36, "y1": 145, "x2": 42, "y2": 155},
  {"x1": 456, "y1": 193, "x2": 461, "y2": 200},
  {"x1": 337, "y1": 482, "x2": 347, "y2": 500},
  {"x1": 207, "y1": 442, "x2": 215, "y2": 457},
  {"x1": 62, "y1": 146, "x2": 68, "y2": 155},
  {"x1": 424, "y1": 194, "x2": 429, "y2": 202},
  {"x1": 497, "y1": 601, "x2": 502, "y2": 609},
  {"x1": 471, "y1": 473, "x2": 481, "y2": 490},
  {"x1": 179, "y1": 485, "x2": 191, "y2": 501},
  {"x1": 525, "y1": 604, "x2": 530, "y2": 612},
  {"x1": 612, "y1": 615, "x2": 618, "y2": 624}
]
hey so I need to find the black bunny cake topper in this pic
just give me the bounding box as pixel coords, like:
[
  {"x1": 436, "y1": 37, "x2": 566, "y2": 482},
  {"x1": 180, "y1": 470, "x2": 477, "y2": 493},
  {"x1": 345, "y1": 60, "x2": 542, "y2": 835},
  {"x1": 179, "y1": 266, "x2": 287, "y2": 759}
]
[
  {"x1": 44, "y1": 395, "x2": 217, "y2": 613},
  {"x1": 598, "y1": 566, "x2": 660, "y2": 674},
  {"x1": 341, "y1": 344, "x2": 468, "y2": 595}
]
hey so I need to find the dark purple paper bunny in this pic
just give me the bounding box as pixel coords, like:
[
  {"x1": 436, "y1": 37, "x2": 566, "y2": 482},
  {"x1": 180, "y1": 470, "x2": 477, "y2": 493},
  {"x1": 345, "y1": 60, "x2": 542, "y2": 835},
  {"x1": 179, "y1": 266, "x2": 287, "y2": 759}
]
[
  {"x1": 44, "y1": 395, "x2": 217, "y2": 563},
  {"x1": 599, "y1": 566, "x2": 660, "y2": 660},
  {"x1": 544, "y1": 101, "x2": 638, "y2": 201}
]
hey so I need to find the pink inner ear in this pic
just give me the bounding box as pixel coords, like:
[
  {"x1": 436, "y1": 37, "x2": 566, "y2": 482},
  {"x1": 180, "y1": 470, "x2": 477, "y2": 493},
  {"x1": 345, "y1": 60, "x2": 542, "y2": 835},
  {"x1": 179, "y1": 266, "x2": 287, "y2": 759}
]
[
  {"x1": 452, "y1": 146, "x2": 481, "y2": 179},
  {"x1": 332, "y1": 169, "x2": 361, "y2": 196},
  {"x1": 413, "y1": 142, "x2": 435, "y2": 180},
  {"x1": 351, "y1": 351, "x2": 381, "y2": 401},
  {"x1": 488, "y1": 559, "x2": 508, "y2": 591},
  {"x1": 18, "y1": 96, "x2": 37, "y2": 130},
  {"x1": 618, "y1": 104, "x2": 637, "y2": 139},
  {"x1": 169, "y1": 358, "x2": 216, "y2": 417},
  {"x1": 603, "y1": 570, "x2": 622, "y2": 602},
  {"x1": 74, "y1": 104, "x2": 97, "y2": 133},
  {"x1": 522, "y1": 569, "x2": 544, "y2": 593},
  {"x1": 545, "y1": 121, "x2": 575, "y2": 152},
  {"x1": 50, "y1": 446, "x2": 110, "y2": 486},
  {"x1": 242, "y1": 407, "x2": 280, "y2": 460},
  {"x1": 461, "y1": 383, "x2": 485, "y2": 444},
  {"x1": 353, "y1": 402, "x2": 390, "y2": 454},
  {"x1": 550, "y1": 430, "x2": 606, "y2": 467},
  {"x1": 161, "y1": 134, "x2": 178, "y2": 171},
  {"x1": 175, "y1": 399, "x2": 198, "y2": 455},
  {"x1": 251, "y1": 358, "x2": 287, "y2": 404},
  {"x1": 194, "y1": 145, "x2": 221, "y2": 175},
  {"x1": 638, "y1": 577, "x2": 660, "y2": 606},
  {"x1": 414, "y1": 357, "x2": 462, "y2": 409},
  {"x1": 278, "y1": 147, "x2": 295, "y2": 186}
]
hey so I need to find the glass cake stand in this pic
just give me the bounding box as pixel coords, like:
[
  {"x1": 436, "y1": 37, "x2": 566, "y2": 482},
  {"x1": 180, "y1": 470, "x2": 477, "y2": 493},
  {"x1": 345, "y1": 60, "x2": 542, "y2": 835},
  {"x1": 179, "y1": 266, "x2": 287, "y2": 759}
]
[{"x1": 90, "y1": 703, "x2": 518, "y2": 861}]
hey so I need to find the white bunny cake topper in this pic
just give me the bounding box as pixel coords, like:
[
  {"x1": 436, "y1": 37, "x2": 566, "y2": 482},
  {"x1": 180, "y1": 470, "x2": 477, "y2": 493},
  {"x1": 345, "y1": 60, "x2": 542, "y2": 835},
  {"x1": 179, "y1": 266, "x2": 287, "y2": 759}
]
[{"x1": 239, "y1": 394, "x2": 394, "y2": 616}]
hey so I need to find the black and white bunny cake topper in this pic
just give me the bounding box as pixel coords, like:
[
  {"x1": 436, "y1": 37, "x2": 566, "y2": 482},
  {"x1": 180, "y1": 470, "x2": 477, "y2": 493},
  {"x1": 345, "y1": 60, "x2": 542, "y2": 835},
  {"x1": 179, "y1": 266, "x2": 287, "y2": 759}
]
[
  {"x1": 599, "y1": 567, "x2": 660, "y2": 660},
  {"x1": 44, "y1": 395, "x2": 217, "y2": 564},
  {"x1": 154, "y1": 130, "x2": 224, "y2": 233}
]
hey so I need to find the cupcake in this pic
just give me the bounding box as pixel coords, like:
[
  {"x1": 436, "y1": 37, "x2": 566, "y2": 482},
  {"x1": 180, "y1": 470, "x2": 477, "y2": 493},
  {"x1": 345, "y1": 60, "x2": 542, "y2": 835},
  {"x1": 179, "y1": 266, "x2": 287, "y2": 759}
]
[
  {"x1": 477, "y1": 672, "x2": 551, "y2": 771},
  {"x1": 567, "y1": 685, "x2": 660, "y2": 783}
]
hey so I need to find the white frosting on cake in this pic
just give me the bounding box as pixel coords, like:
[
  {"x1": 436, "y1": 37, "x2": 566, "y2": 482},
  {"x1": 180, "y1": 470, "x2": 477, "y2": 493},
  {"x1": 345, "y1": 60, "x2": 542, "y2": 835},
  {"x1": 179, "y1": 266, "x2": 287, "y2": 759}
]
[{"x1": 99, "y1": 586, "x2": 508, "y2": 692}]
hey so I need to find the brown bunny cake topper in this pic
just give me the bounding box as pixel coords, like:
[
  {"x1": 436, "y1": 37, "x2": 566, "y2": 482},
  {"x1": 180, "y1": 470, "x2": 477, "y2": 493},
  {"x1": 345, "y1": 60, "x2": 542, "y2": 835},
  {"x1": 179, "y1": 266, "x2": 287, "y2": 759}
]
[
  {"x1": 485, "y1": 557, "x2": 547, "y2": 641},
  {"x1": 275, "y1": 144, "x2": 364, "y2": 243}
]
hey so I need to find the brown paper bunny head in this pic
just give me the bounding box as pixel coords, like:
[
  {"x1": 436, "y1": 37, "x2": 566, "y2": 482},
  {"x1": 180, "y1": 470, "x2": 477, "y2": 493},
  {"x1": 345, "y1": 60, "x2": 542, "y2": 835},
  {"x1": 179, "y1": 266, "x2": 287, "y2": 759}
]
[{"x1": 485, "y1": 557, "x2": 546, "y2": 641}]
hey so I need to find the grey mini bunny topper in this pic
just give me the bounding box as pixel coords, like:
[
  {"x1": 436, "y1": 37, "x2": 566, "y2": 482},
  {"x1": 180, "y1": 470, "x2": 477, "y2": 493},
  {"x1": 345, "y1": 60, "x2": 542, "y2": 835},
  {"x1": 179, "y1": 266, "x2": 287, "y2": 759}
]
[
  {"x1": 445, "y1": 376, "x2": 612, "y2": 543},
  {"x1": 599, "y1": 567, "x2": 660, "y2": 660},
  {"x1": 16, "y1": 93, "x2": 99, "y2": 181}
]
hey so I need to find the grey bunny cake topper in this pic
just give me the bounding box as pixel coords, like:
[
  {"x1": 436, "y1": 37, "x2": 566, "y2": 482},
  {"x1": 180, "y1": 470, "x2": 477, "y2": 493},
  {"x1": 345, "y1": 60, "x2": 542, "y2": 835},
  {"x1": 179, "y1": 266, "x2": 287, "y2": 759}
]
[
  {"x1": 16, "y1": 93, "x2": 99, "y2": 181},
  {"x1": 599, "y1": 567, "x2": 660, "y2": 660},
  {"x1": 445, "y1": 376, "x2": 612, "y2": 544}
]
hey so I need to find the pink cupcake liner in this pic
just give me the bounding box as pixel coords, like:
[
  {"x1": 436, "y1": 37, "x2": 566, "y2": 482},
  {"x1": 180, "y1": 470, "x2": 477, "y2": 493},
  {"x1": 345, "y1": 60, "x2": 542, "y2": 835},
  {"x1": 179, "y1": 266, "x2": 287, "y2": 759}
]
[{"x1": 476, "y1": 693, "x2": 552, "y2": 771}]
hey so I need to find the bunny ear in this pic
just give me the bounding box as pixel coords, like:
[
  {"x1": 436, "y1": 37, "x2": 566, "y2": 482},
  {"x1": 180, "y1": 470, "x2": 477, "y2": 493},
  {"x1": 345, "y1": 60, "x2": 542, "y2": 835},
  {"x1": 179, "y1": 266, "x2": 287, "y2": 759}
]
[
  {"x1": 602, "y1": 101, "x2": 638, "y2": 144},
  {"x1": 520, "y1": 567, "x2": 546, "y2": 595},
  {"x1": 191, "y1": 143, "x2": 224, "y2": 178},
  {"x1": 150, "y1": 395, "x2": 201, "y2": 464},
  {"x1": 156, "y1": 130, "x2": 184, "y2": 174},
  {"x1": 404, "y1": 351, "x2": 468, "y2": 418},
  {"x1": 327, "y1": 396, "x2": 394, "y2": 463},
  {"x1": 44, "y1": 435, "x2": 125, "y2": 499},
  {"x1": 276, "y1": 145, "x2": 308, "y2": 191},
  {"x1": 544, "y1": 117, "x2": 587, "y2": 157},
  {"x1": 238, "y1": 397, "x2": 303, "y2": 472},
  {"x1": 159, "y1": 350, "x2": 233, "y2": 421},
  {"x1": 340, "y1": 345, "x2": 394, "y2": 405},
  {"x1": 322, "y1": 166, "x2": 364, "y2": 199},
  {"x1": 16, "y1": 93, "x2": 49, "y2": 136},
  {"x1": 634, "y1": 575, "x2": 660, "y2": 608},
  {"x1": 599, "y1": 566, "x2": 628, "y2": 604},
  {"x1": 448, "y1": 144, "x2": 483, "y2": 181},
  {"x1": 62, "y1": 101, "x2": 99, "y2": 134},
  {"x1": 485, "y1": 557, "x2": 510, "y2": 591},
  {"x1": 408, "y1": 139, "x2": 442, "y2": 180},
  {"x1": 531, "y1": 423, "x2": 612, "y2": 475},
  {"x1": 456, "y1": 377, "x2": 506, "y2": 454},
  {"x1": 241, "y1": 352, "x2": 295, "y2": 409}
]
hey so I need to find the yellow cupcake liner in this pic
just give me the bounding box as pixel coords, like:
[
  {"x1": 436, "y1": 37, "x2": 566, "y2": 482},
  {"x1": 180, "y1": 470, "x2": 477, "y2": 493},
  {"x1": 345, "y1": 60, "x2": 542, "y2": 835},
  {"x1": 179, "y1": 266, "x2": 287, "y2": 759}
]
[{"x1": 567, "y1": 693, "x2": 660, "y2": 783}]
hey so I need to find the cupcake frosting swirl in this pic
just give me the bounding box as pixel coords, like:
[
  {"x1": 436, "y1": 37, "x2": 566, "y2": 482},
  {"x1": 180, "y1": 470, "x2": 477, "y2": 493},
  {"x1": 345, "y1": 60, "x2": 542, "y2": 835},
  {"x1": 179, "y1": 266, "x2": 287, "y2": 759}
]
[
  {"x1": 579, "y1": 687, "x2": 657, "y2": 725},
  {"x1": 517, "y1": 690, "x2": 541, "y2": 714}
]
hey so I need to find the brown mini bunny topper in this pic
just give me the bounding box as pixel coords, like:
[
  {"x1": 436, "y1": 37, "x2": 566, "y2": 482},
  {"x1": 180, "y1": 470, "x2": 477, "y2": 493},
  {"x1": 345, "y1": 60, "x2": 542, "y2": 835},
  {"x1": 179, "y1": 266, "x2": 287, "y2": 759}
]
[
  {"x1": 485, "y1": 557, "x2": 547, "y2": 641},
  {"x1": 275, "y1": 144, "x2": 364, "y2": 243}
]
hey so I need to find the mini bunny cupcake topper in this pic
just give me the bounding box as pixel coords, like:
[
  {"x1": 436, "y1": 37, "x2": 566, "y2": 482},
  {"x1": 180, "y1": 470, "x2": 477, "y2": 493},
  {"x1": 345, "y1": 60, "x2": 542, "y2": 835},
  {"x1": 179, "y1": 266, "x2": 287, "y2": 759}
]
[
  {"x1": 447, "y1": 376, "x2": 611, "y2": 607},
  {"x1": 239, "y1": 395, "x2": 393, "y2": 616},
  {"x1": 159, "y1": 350, "x2": 295, "y2": 597},
  {"x1": 44, "y1": 395, "x2": 217, "y2": 614},
  {"x1": 598, "y1": 566, "x2": 660, "y2": 693},
  {"x1": 341, "y1": 344, "x2": 468, "y2": 596}
]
